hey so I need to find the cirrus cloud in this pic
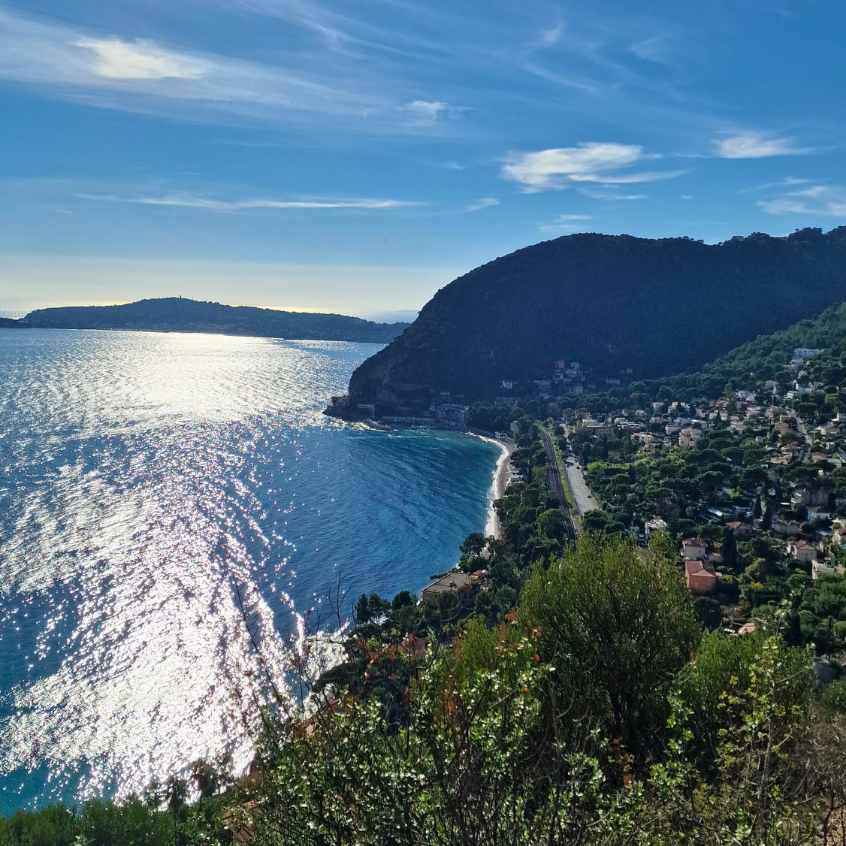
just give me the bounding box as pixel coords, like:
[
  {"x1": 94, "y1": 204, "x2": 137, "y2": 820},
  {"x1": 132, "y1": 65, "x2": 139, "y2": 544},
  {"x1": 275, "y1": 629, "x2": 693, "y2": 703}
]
[
  {"x1": 0, "y1": 7, "x2": 435, "y2": 131},
  {"x1": 77, "y1": 192, "x2": 423, "y2": 212},
  {"x1": 716, "y1": 132, "x2": 810, "y2": 159},
  {"x1": 74, "y1": 37, "x2": 208, "y2": 81},
  {"x1": 402, "y1": 99, "x2": 451, "y2": 127},
  {"x1": 502, "y1": 142, "x2": 685, "y2": 192},
  {"x1": 539, "y1": 213, "x2": 594, "y2": 234},
  {"x1": 463, "y1": 197, "x2": 499, "y2": 212},
  {"x1": 758, "y1": 185, "x2": 846, "y2": 217}
]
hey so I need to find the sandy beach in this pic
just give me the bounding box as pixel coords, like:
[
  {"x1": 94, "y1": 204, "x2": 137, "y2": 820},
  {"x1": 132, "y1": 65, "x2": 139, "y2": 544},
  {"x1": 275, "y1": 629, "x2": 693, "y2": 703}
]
[{"x1": 476, "y1": 434, "x2": 515, "y2": 539}]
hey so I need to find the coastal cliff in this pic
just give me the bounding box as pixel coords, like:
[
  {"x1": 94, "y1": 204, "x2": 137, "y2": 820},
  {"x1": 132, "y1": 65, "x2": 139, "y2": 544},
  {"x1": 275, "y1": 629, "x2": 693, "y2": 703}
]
[{"x1": 338, "y1": 228, "x2": 846, "y2": 417}]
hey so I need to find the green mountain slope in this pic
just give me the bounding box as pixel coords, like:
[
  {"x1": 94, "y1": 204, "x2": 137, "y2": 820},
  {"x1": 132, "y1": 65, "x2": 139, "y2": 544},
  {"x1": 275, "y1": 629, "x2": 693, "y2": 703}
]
[
  {"x1": 655, "y1": 299, "x2": 846, "y2": 399},
  {"x1": 21, "y1": 297, "x2": 409, "y2": 343},
  {"x1": 345, "y1": 227, "x2": 846, "y2": 414}
]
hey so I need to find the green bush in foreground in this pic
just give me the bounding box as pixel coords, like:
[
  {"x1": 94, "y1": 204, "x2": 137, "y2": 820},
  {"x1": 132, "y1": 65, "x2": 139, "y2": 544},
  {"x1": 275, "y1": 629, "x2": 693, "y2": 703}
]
[
  {"x1": 232, "y1": 536, "x2": 845, "y2": 845},
  {"x1": 0, "y1": 791, "x2": 227, "y2": 846},
  {"x1": 6, "y1": 535, "x2": 846, "y2": 845}
]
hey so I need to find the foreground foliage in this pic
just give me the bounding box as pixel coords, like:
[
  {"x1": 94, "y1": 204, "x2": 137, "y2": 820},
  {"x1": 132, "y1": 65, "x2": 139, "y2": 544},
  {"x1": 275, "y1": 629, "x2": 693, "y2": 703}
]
[
  {"x1": 237, "y1": 537, "x2": 846, "y2": 845},
  {"x1": 0, "y1": 794, "x2": 226, "y2": 846},
  {"x1": 6, "y1": 536, "x2": 846, "y2": 845}
]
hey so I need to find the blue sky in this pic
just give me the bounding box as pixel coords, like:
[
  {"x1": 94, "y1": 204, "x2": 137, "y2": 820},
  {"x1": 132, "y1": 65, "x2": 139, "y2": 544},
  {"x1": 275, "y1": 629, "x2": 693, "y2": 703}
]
[{"x1": 1, "y1": 0, "x2": 845, "y2": 316}]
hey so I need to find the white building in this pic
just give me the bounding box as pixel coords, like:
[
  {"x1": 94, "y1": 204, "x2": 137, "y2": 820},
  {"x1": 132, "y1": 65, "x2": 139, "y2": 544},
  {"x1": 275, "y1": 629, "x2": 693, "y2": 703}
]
[
  {"x1": 645, "y1": 516, "x2": 669, "y2": 540},
  {"x1": 681, "y1": 538, "x2": 707, "y2": 561},
  {"x1": 812, "y1": 559, "x2": 846, "y2": 581},
  {"x1": 787, "y1": 540, "x2": 817, "y2": 564}
]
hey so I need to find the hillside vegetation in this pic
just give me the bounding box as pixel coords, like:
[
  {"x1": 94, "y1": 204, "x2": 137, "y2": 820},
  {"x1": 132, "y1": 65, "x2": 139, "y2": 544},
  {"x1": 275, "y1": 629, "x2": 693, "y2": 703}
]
[
  {"x1": 4, "y1": 536, "x2": 846, "y2": 845},
  {"x1": 347, "y1": 227, "x2": 846, "y2": 414}
]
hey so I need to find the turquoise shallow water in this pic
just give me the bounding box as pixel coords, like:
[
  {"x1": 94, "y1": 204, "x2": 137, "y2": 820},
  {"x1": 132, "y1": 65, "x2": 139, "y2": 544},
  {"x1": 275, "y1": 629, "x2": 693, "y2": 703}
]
[{"x1": 0, "y1": 329, "x2": 498, "y2": 813}]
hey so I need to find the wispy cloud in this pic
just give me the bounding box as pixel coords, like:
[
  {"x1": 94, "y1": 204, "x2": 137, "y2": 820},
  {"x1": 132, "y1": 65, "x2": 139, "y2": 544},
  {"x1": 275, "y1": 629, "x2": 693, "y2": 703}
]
[
  {"x1": 577, "y1": 187, "x2": 647, "y2": 201},
  {"x1": 538, "y1": 23, "x2": 563, "y2": 47},
  {"x1": 574, "y1": 169, "x2": 686, "y2": 185},
  {"x1": 539, "y1": 213, "x2": 594, "y2": 234},
  {"x1": 77, "y1": 192, "x2": 423, "y2": 212},
  {"x1": 502, "y1": 143, "x2": 684, "y2": 192},
  {"x1": 0, "y1": 7, "x2": 442, "y2": 130},
  {"x1": 758, "y1": 184, "x2": 846, "y2": 217},
  {"x1": 463, "y1": 197, "x2": 500, "y2": 212},
  {"x1": 208, "y1": 0, "x2": 445, "y2": 60},
  {"x1": 74, "y1": 37, "x2": 208, "y2": 80},
  {"x1": 401, "y1": 99, "x2": 452, "y2": 127},
  {"x1": 629, "y1": 35, "x2": 673, "y2": 64},
  {"x1": 716, "y1": 132, "x2": 811, "y2": 159},
  {"x1": 739, "y1": 176, "x2": 813, "y2": 194},
  {"x1": 520, "y1": 61, "x2": 602, "y2": 95}
]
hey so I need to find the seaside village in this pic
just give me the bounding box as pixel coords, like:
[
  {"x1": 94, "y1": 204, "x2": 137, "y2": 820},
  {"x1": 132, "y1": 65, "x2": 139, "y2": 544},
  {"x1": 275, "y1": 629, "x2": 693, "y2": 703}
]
[
  {"x1": 404, "y1": 344, "x2": 846, "y2": 666},
  {"x1": 558, "y1": 345, "x2": 846, "y2": 648}
]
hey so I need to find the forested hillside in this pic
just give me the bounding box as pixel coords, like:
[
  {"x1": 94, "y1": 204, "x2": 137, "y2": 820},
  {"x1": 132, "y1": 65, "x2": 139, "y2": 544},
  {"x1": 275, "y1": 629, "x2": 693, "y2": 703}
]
[{"x1": 346, "y1": 227, "x2": 846, "y2": 415}]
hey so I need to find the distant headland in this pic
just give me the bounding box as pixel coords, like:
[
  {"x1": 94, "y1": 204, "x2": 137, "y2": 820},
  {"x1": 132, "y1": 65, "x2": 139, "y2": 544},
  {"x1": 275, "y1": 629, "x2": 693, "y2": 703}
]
[{"x1": 3, "y1": 297, "x2": 410, "y2": 344}]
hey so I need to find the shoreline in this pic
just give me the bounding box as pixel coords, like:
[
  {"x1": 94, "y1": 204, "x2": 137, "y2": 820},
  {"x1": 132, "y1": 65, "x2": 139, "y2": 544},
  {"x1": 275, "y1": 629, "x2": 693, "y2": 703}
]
[
  {"x1": 349, "y1": 422, "x2": 514, "y2": 541},
  {"x1": 473, "y1": 434, "x2": 515, "y2": 540}
]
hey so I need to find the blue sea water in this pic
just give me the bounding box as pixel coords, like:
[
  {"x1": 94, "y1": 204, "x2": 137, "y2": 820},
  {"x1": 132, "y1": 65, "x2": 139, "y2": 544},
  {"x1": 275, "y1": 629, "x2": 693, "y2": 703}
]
[{"x1": 0, "y1": 329, "x2": 499, "y2": 814}]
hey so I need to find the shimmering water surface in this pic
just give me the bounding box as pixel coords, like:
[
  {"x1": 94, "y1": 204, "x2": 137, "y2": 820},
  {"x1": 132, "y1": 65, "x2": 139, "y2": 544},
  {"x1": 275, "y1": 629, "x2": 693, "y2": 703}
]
[{"x1": 0, "y1": 329, "x2": 498, "y2": 813}]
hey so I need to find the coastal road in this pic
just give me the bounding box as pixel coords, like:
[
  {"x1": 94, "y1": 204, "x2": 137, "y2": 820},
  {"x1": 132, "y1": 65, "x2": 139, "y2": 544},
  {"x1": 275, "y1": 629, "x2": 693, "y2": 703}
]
[
  {"x1": 564, "y1": 455, "x2": 600, "y2": 518},
  {"x1": 557, "y1": 424, "x2": 600, "y2": 528}
]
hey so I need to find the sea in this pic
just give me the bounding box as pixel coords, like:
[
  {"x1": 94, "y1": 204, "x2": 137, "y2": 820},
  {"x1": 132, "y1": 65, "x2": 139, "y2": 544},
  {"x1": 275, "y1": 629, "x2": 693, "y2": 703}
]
[{"x1": 0, "y1": 328, "x2": 499, "y2": 814}]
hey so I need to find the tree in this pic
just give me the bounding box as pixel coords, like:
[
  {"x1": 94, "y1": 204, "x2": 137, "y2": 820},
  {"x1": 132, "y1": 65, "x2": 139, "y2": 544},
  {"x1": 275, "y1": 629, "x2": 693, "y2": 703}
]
[
  {"x1": 693, "y1": 596, "x2": 722, "y2": 630},
  {"x1": 460, "y1": 532, "x2": 486, "y2": 558},
  {"x1": 391, "y1": 590, "x2": 414, "y2": 610},
  {"x1": 354, "y1": 593, "x2": 371, "y2": 624},
  {"x1": 354, "y1": 592, "x2": 389, "y2": 625},
  {"x1": 519, "y1": 534, "x2": 699, "y2": 764},
  {"x1": 582, "y1": 509, "x2": 624, "y2": 534},
  {"x1": 535, "y1": 508, "x2": 568, "y2": 541},
  {"x1": 676, "y1": 632, "x2": 811, "y2": 773},
  {"x1": 720, "y1": 527, "x2": 739, "y2": 570},
  {"x1": 742, "y1": 466, "x2": 768, "y2": 489}
]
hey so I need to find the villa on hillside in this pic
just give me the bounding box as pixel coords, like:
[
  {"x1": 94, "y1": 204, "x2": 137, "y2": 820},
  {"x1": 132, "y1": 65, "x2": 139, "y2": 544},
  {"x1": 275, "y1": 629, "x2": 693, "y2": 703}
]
[
  {"x1": 681, "y1": 537, "x2": 707, "y2": 561},
  {"x1": 787, "y1": 539, "x2": 817, "y2": 564},
  {"x1": 685, "y1": 560, "x2": 718, "y2": 594}
]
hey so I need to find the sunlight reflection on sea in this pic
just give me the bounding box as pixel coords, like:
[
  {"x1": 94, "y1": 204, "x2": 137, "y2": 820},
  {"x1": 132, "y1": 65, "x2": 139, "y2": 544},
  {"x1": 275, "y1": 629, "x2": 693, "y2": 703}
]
[{"x1": 0, "y1": 329, "x2": 498, "y2": 812}]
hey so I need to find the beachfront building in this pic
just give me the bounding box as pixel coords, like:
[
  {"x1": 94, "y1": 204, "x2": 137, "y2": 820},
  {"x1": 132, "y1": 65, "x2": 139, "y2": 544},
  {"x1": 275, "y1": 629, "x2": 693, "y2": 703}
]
[{"x1": 420, "y1": 570, "x2": 487, "y2": 603}]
